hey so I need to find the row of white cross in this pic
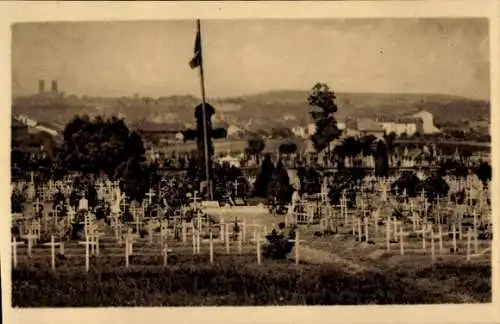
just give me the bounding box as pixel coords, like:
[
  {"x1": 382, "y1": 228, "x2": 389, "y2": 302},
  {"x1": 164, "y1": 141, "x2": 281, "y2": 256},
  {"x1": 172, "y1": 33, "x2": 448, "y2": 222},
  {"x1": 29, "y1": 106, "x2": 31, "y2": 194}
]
[
  {"x1": 12, "y1": 216, "x2": 304, "y2": 270},
  {"x1": 289, "y1": 175, "x2": 491, "y2": 235}
]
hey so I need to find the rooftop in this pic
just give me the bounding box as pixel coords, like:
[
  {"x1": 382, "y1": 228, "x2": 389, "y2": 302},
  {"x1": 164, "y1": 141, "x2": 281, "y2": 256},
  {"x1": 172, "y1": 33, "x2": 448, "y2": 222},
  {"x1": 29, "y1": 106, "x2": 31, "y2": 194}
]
[{"x1": 357, "y1": 119, "x2": 385, "y2": 132}]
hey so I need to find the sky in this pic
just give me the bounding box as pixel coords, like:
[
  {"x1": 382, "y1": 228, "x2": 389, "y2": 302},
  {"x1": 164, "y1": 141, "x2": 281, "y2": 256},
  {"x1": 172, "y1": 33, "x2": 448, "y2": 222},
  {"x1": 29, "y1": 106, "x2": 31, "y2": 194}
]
[{"x1": 11, "y1": 18, "x2": 490, "y2": 100}]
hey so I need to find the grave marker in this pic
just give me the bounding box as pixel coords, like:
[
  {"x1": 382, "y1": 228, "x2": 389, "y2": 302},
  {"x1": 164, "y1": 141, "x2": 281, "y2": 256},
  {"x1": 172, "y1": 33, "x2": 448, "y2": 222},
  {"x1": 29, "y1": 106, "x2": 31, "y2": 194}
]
[
  {"x1": 78, "y1": 238, "x2": 94, "y2": 272},
  {"x1": 209, "y1": 231, "x2": 214, "y2": 264},
  {"x1": 399, "y1": 226, "x2": 405, "y2": 255},
  {"x1": 467, "y1": 228, "x2": 472, "y2": 262},
  {"x1": 43, "y1": 235, "x2": 64, "y2": 270},
  {"x1": 22, "y1": 231, "x2": 37, "y2": 258},
  {"x1": 12, "y1": 238, "x2": 24, "y2": 268},
  {"x1": 163, "y1": 235, "x2": 169, "y2": 267},
  {"x1": 430, "y1": 230, "x2": 435, "y2": 262}
]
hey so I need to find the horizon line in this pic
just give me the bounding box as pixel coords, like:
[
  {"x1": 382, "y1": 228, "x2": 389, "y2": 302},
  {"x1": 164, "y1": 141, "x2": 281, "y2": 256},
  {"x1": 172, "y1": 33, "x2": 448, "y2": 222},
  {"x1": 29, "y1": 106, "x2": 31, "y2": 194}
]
[{"x1": 12, "y1": 89, "x2": 491, "y2": 102}]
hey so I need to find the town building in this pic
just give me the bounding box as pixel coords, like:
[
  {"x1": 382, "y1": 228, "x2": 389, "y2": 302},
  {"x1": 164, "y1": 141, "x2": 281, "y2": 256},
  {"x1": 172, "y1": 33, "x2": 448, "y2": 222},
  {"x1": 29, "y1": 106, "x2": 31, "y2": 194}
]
[
  {"x1": 356, "y1": 119, "x2": 385, "y2": 138},
  {"x1": 410, "y1": 110, "x2": 441, "y2": 134},
  {"x1": 379, "y1": 117, "x2": 423, "y2": 136},
  {"x1": 227, "y1": 125, "x2": 245, "y2": 139},
  {"x1": 292, "y1": 125, "x2": 308, "y2": 139},
  {"x1": 135, "y1": 121, "x2": 185, "y2": 147}
]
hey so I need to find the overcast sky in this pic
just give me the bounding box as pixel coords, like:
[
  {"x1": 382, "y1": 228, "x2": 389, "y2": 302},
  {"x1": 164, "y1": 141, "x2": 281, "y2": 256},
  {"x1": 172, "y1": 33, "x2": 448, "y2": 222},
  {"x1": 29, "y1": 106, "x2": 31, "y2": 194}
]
[{"x1": 11, "y1": 18, "x2": 489, "y2": 99}]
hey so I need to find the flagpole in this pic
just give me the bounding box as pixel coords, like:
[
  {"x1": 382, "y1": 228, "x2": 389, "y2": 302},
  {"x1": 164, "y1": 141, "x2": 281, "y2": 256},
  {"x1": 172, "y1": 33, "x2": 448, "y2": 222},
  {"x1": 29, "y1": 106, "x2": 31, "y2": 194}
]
[{"x1": 197, "y1": 19, "x2": 213, "y2": 200}]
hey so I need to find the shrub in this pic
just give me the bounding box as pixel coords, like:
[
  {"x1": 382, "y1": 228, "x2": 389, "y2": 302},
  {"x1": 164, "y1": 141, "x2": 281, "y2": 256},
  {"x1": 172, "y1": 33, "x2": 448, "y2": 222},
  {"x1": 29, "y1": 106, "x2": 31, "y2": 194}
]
[
  {"x1": 253, "y1": 154, "x2": 274, "y2": 198},
  {"x1": 391, "y1": 171, "x2": 421, "y2": 197},
  {"x1": 267, "y1": 160, "x2": 293, "y2": 204},
  {"x1": 262, "y1": 228, "x2": 295, "y2": 260},
  {"x1": 422, "y1": 174, "x2": 450, "y2": 202},
  {"x1": 11, "y1": 190, "x2": 25, "y2": 213}
]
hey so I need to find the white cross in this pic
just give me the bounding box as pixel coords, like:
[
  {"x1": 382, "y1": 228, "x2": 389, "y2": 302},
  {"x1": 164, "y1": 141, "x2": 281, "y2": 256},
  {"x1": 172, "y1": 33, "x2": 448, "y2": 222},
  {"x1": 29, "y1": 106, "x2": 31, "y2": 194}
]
[
  {"x1": 43, "y1": 235, "x2": 64, "y2": 270},
  {"x1": 110, "y1": 221, "x2": 123, "y2": 242},
  {"x1": 67, "y1": 207, "x2": 75, "y2": 224},
  {"x1": 124, "y1": 231, "x2": 140, "y2": 267},
  {"x1": 130, "y1": 211, "x2": 142, "y2": 234},
  {"x1": 21, "y1": 231, "x2": 37, "y2": 257},
  {"x1": 191, "y1": 191, "x2": 200, "y2": 207},
  {"x1": 160, "y1": 219, "x2": 169, "y2": 240},
  {"x1": 120, "y1": 197, "x2": 128, "y2": 212},
  {"x1": 381, "y1": 184, "x2": 388, "y2": 201},
  {"x1": 162, "y1": 234, "x2": 172, "y2": 266},
  {"x1": 148, "y1": 218, "x2": 156, "y2": 244},
  {"x1": 34, "y1": 198, "x2": 41, "y2": 214},
  {"x1": 31, "y1": 219, "x2": 41, "y2": 239},
  {"x1": 288, "y1": 230, "x2": 305, "y2": 265},
  {"x1": 11, "y1": 237, "x2": 24, "y2": 268},
  {"x1": 251, "y1": 230, "x2": 267, "y2": 265},
  {"x1": 146, "y1": 188, "x2": 156, "y2": 205},
  {"x1": 78, "y1": 237, "x2": 95, "y2": 272}
]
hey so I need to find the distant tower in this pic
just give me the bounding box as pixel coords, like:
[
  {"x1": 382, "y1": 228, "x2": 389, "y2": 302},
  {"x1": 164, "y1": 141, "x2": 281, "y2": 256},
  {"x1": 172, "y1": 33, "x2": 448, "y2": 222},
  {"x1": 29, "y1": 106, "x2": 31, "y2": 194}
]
[
  {"x1": 38, "y1": 80, "x2": 45, "y2": 94},
  {"x1": 51, "y1": 80, "x2": 58, "y2": 93}
]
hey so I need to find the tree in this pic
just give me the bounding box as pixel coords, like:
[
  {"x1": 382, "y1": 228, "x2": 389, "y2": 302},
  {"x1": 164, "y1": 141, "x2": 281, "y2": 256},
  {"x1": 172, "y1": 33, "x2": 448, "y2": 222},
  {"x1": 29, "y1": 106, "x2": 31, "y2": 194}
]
[
  {"x1": 245, "y1": 136, "x2": 265, "y2": 164},
  {"x1": 474, "y1": 162, "x2": 491, "y2": 187},
  {"x1": 307, "y1": 83, "x2": 342, "y2": 152},
  {"x1": 342, "y1": 136, "x2": 362, "y2": 157},
  {"x1": 11, "y1": 120, "x2": 58, "y2": 176},
  {"x1": 267, "y1": 160, "x2": 293, "y2": 204},
  {"x1": 461, "y1": 148, "x2": 473, "y2": 162},
  {"x1": 391, "y1": 171, "x2": 421, "y2": 197},
  {"x1": 422, "y1": 173, "x2": 450, "y2": 203},
  {"x1": 60, "y1": 115, "x2": 145, "y2": 177},
  {"x1": 279, "y1": 142, "x2": 298, "y2": 155},
  {"x1": 384, "y1": 132, "x2": 397, "y2": 154},
  {"x1": 296, "y1": 165, "x2": 307, "y2": 193},
  {"x1": 11, "y1": 188, "x2": 24, "y2": 213},
  {"x1": 253, "y1": 154, "x2": 274, "y2": 198},
  {"x1": 372, "y1": 139, "x2": 389, "y2": 177},
  {"x1": 360, "y1": 135, "x2": 376, "y2": 156},
  {"x1": 181, "y1": 129, "x2": 198, "y2": 141},
  {"x1": 303, "y1": 167, "x2": 321, "y2": 195},
  {"x1": 58, "y1": 115, "x2": 163, "y2": 201},
  {"x1": 271, "y1": 127, "x2": 294, "y2": 139},
  {"x1": 212, "y1": 128, "x2": 227, "y2": 139}
]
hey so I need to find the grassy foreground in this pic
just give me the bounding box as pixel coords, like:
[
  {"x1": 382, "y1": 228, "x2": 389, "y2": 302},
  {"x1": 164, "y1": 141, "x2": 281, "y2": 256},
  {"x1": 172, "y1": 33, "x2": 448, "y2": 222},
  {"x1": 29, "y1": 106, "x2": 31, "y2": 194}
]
[{"x1": 12, "y1": 259, "x2": 491, "y2": 307}]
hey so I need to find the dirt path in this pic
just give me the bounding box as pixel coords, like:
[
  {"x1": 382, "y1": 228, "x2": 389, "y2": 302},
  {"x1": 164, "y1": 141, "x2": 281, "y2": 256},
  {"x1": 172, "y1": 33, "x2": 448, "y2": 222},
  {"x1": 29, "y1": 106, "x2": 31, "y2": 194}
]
[{"x1": 295, "y1": 244, "x2": 371, "y2": 273}]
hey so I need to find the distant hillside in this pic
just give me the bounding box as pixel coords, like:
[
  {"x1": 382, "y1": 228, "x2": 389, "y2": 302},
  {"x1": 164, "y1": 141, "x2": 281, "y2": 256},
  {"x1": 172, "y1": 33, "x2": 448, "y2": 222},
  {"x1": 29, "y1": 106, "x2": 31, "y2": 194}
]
[
  {"x1": 226, "y1": 90, "x2": 490, "y2": 125},
  {"x1": 12, "y1": 90, "x2": 490, "y2": 130}
]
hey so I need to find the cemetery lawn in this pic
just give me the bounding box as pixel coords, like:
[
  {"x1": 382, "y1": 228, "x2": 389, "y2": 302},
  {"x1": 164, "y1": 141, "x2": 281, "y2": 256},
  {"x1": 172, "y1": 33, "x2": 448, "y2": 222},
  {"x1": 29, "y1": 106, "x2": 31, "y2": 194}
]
[{"x1": 12, "y1": 255, "x2": 491, "y2": 306}]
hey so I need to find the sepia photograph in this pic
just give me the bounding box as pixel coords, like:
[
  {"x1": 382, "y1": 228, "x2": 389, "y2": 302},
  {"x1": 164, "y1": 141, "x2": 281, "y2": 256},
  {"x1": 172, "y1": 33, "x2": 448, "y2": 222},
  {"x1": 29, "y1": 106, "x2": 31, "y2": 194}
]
[{"x1": 8, "y1": 15, "x2": 493, "y2": 308}]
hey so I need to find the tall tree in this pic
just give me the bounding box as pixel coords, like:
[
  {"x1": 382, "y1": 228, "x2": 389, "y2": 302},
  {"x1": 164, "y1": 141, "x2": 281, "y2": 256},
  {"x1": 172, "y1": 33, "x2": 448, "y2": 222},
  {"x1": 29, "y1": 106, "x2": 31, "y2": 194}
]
[
  {"x1": 372, "y1": 138, "x2": 390, "y2": 177},
  {"x1": 253, "y1": 153, "x2": 274, "y2": 198},
  {"x1": 342, "y1": 136, "x2": 362, "y2": 157},
  {"x1": 267, "y1": 160, "x2": 293, "y2": 204},
  {"x1": 307, "y1": 83, "x2": 342, "y2": 153},
  {"x1": 279, "y1": 142, "x2": 298, "y2": 155},
  {"x1": 245, "y1": 136, "x2": 266, "y2": 165},
  {"x1": 474, "y1": 162, "x2": 492, "y2": 188},
  {"x1": 60, "y1": 115, "x2": 145, "y2": 177}
]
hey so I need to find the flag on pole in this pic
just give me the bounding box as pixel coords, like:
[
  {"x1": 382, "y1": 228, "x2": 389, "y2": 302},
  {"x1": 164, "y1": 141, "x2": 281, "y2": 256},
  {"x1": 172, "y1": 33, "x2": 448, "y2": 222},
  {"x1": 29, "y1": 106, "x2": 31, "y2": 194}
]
[{"x1": 189, "y1": 28, "x2": 202, "y2": 69}]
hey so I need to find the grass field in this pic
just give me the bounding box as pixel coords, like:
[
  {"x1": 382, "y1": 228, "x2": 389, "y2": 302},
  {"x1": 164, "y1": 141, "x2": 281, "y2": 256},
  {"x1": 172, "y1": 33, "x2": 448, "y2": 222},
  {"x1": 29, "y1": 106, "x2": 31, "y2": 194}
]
[
  {"x1": 11, "y1": 248, "x2": 491, "y2": 307},
  {"x1": 11, "y1": 198, "x2": 492, "y2": 307}
]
